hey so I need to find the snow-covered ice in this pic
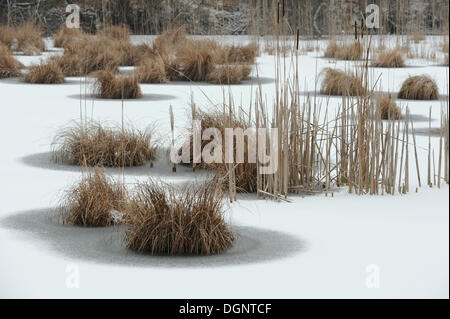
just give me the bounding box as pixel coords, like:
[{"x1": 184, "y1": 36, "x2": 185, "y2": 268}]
[{"x1": 0, "y1": 35, "x2": 448, "y2": 298}]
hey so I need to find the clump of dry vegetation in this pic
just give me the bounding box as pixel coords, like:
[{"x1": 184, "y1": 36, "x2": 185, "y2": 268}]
[
  {"x1": 124, "y1": 179, "x2": 234, "y2": 255},
  {"x1": 217, "y1": 42, "x2": 259, "y2": 64},
  {"x1": 176, "y1": 40, "x2": 217, "y2": 81},
  {"x1": 93, "y1": 70, "x2": 142, "y2": 99},
  {"x1": 60, "y1": 167, "x2": 125, "y2": 227},
  {"x1": 53, "y1": 26, "x2": 85, "y2": 48},
  {"x1": 52, "y1": 121, "x2": 157, "y2": 167},
  {"x1": 136, "y1": 56, "x2": 168, "y2": 83},
  {"x1": 23, "y1": 61, "x2": 65, "y2": 84},
  {"x1": 97, "y1": 24, "x2": 131, "y2": 40},
  {"x1": 324, "y1": 40, "x2": 362, "y2": 60},
  {"x1": 15, "y1": 23, "x2": 45, "y2": 55},
  {"x1": 376, "y1": 95, "x2": 402, "y2": 120},
  {"x1": 398, "y1": 75, "x2": 439, "y2": 100},
  {"x1": 372, "y1": 48, "x2": 405, "y2": 68},
  {"x1": 0, "y1": 26, "x2": 14, "y2": 48},
  {"x1": 207, "y1": 64, "x2": 252, "y2": 84},
  {"x1": 320, "y1": 68, "x2": 364, "y2": 96},
  {"x1": 0, "y1": 44, "x2": 23, "y2": 78},
  {"x1": 411, "y1": 31, "x2": 425, "y2": 44},
  {"x1": 185, "y1": 108, "x2": 257, "y2": 193}
]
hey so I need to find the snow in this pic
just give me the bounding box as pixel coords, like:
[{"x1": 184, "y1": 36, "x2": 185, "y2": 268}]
[{"x1": 0, "y1": 35, "x2": 448, "y2": 298}]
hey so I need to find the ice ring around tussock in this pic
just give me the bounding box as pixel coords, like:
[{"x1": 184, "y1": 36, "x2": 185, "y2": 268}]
[
  {"x1": 0, "y1": 208, "x2": 306, "y2": 268},
  {"x1": 20, "y1": 149, "x2": 211, "y2": 180}
]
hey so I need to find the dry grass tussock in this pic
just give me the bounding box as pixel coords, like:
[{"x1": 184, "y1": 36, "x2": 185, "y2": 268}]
[
  {"x1": 93, "y1": 70, "x2": 142, "y2": 99},
  {"x1": 136, "y1": 56, "x2": 168, "y2": 83},
  {"x1": 398, "y1": 75, "x2": 439, "y2": 100},
  {"x1": 97, "y1": 25, "x2": 131, "y2": 40},
  {"x1": 372, "y1": 48, "x2": 405, "y2": 68},
  {"x1": 124, "y1": 178, "x2": 234, "y2": 255},
  {"x1": 0, "y1": 26, "x2": 14, "y2": 48},
  {"x1": 24, "y1": 61, "x2": 65, "y2": 84},
  {"x1": 53, "y1": 26, "x2": 85, "y2": 48},
  {"x1": 320, "y1": 68, "x2": 364, "y2": 96},
  {"x1": 52, "y1": 121, "x2": 157, "y2": 167},
  {"x1": 207, "y1": 64, "x2": 252, "y2": 84},
  {"x1": 60, "y1": 167, "x2": 125, "y2": 227},
  {"x1": 216, "y1": 42, "x2": 259, "y2": 64},
  {"x1": 376, "y1": 95, "x2": 402, "y2": 120},
  {"x1": 411, "y1": 31, "x2": 425, "y2": 44},
  {"x1": 0, "y1": 44, "x2": 23, "y2": 78},
  {"x1": 0, "y1": 23, "x2": 45, "y2": 55},
  {"x1": 15, "y1": 23, "x2": 45, "y2": 55},
  {"x1": 187, "y1": 109, "x2": 257, "y2": 193},
  {"x1": 324, "y1": 40, "x2": 363, "y2": 60},
  {"x1": 175, "y1": 40, "x2": 217, "y2": 81}
]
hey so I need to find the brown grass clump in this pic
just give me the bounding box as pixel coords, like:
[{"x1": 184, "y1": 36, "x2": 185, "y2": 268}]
[
  {"x1": 320, "y1": 68, "x2": 364, "y2": 96},
  {"x1": 61, "y1": 167, "x2": 125, "y2": 227},
  {"x1": 324, "y1": 40, "x2": 362, "y2": 60},
  {"x1": 207, "y1": 64, "x2": 252, "y2": 84},
  {"x1": 176, "y1": 40, "x2": 216, "y2": 81},
  {"x1": 136, "y1": 56, "x2": 168, "y2": 83},
  {"x1": 53, "y1": 26, "x2": 85, "y2": 48},
  {"x1": 23, "y1": 61, "x2": 65, "y2": 84},
  {"x1": 93, "y1": 70, "x2": 142, "y2": 99},
  {"x1": 217, "y1": 43, "x2": 259, "y2": 64},
  {"x1": 0, "y1": 26, "x2": 14, "y2": 48},
  {"x1": 189, "y1": 109, "x2": 257, "y2": 193},
  {"x1": 153, "y1": 25, "x2": 188, "y2": 56},
  {"x1": 52, "y1": 121, "x2": 157, "y2": 167},
  {"x1": 372, "y1": 49, "x2": 405, "y2": 68},
  {"x1": 15, "y1": 23, "x2": 45, "y2": 55},
  {"x1": 0, "y1": 44, "x2": 23, "y2": 78},
  {"x1": 49, "y1": 53, "x2": 84, "y2": 77},
  {"x1": 97, "y1": 25, "x2": 131, "y2": 40},
  {"x1": 376, "y1": 95, "x2": 402, "y2": 120},
  {"x1": 411, "y1": 31, "x2": 425, "y2": 44},
  {"x1": 398, "y1": 75, "x2": 439, "y2": 100},
  {"x1": 124, "y1": 179, "x2": 233, "y2": 255}
]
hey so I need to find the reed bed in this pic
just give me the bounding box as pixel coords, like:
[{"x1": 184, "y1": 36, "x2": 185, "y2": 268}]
[
  {"x1": 52, "y1": 121, "x2": 157, "y2": 167},
  {"x1": 23, "y1": 61, "x2": 65, "y2": 84},
  {"x1": 93, "y1": 70, "x2": 142, "y2": 99},
  {"x1": 398, "y1": 75, "x2": 439, "y2": 100},
  {"x1": 124, "y1": 179, "x2": 233, "y2": 255},
  {"x1": 60, "y1": 167, "x2": 125, "y2": 227},
  {"x1": 0, "y1": 44, "x2": 22, "y2": 78}
]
